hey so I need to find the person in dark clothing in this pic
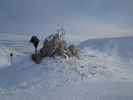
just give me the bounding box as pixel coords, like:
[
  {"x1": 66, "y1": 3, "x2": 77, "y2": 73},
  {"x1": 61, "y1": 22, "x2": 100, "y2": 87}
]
[
  {"x1": 30, "y1": 36, "x2": 40, "y2": 55},
  {"x1": 10, "y1": 52, "x2": 13, "y2": 64}
]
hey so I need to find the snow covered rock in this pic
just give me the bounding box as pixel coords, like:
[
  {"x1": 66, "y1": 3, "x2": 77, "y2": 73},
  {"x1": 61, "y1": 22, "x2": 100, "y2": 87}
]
[
  {"x1": 32, "y1": 32, "x2": 80, "y2": 63},
  {"x1": 0, "y1": 36, "x2": 133, "y2": 100}
]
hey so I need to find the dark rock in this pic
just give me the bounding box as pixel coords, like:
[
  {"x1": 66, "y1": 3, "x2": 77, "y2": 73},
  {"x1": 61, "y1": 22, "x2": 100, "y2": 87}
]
[{"x1": 31, "y1": 32, "x2": 80, "y2": 63}]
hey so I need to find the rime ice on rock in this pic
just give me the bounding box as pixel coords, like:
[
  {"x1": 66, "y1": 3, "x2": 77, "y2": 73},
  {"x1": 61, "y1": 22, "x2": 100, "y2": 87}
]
[{"x1": 31, "y1": 32, "x2": 80, "y2": 64}]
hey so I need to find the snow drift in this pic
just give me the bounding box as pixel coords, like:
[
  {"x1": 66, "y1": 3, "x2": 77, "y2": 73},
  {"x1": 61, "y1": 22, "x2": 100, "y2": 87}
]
[
  {"x1": 0, "y1": 36, "x2": 133, "y2": 100},
  {"x1": 80, "y1": 36, "x2": 133, "y2": 64}
]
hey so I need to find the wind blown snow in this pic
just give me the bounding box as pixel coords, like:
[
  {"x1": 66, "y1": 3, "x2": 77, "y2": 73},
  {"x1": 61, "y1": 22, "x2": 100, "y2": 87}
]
[{"x1": 0, "y1": 35, "x2": 133, "y2": 100}]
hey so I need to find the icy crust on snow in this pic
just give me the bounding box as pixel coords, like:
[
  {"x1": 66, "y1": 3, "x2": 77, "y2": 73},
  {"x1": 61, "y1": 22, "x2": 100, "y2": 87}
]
[
  {"x1": 78, "y1": 48, "x2": 133, "y2": 81},
  {"x1": 0, "y1": 49, "x2": 133, "y2": 100},
  {"x1": 0, "y1": 36, "x2": 133, "y2": 100},
  {"x1": 0, "y1": 80, "x2": 133, "y2": 100},
  {"x1": 79, "y1": 37, "x2": 133, "y2": 64},
  {"x1": 0, "y1": 48, "x2": 132, "y2": 89}
]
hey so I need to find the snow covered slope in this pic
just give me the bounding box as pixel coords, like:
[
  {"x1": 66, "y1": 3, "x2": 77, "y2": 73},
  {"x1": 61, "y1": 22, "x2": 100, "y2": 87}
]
[
  {"x1": 0, "y1": 36, "x2": 133, "y2": 100},
  {"x1": 80, "y1": 36, "x2": 133, "y2": 64},
  {"x1": 0, "y1": 52, "x2": 133, "y2": 100}
]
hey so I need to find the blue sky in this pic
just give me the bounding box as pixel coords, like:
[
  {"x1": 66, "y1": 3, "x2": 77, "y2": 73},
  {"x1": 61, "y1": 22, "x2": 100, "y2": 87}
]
[{"x1": 0, "y1": 0, "x2": 133, "y2": 39}]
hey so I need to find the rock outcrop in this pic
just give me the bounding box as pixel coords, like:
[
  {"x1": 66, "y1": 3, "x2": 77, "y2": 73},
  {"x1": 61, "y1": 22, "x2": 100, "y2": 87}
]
[{"x1": 31, "y1": 32, "x2": 80, "y2": 64}]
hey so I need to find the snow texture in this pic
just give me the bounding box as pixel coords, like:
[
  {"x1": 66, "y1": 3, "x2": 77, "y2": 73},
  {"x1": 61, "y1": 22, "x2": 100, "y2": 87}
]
[{"x1": 0, "y1": 34, "x2": 133, "y2": 100}]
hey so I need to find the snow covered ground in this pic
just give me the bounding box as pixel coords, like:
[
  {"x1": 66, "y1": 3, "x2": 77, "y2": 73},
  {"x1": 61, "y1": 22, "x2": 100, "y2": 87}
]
[{"x1": 0, "y1": 33, "x2": 133, "y2": 100}]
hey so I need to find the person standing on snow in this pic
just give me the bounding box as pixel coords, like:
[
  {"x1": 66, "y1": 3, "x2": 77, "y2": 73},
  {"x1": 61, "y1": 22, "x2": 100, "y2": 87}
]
[{"x1": 9, "y1": 48, "x2": 16, "y2": 64}]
